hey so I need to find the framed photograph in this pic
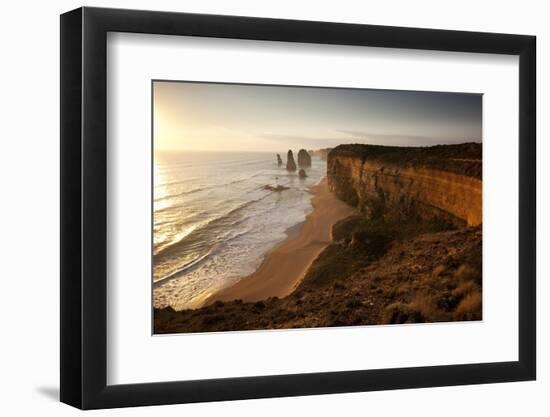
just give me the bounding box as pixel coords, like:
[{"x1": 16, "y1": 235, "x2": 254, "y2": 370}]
[{"x1": 60, "y1": 7, "x2": 536, "y2": 409}]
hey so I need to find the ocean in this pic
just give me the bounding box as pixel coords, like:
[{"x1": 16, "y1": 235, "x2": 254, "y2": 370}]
[{"x1": 153, "y1": 151, "x2": 327, "y2": 310}]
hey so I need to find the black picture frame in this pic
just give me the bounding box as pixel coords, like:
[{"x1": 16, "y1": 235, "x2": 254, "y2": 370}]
[{"x1": 60, "y1": 6, "x2": 536, "y2": 410}]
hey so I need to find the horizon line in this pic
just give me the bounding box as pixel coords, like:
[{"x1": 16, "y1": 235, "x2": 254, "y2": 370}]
[{"x1": 154, "y1": 140, "x2": 482, "y2": 154}]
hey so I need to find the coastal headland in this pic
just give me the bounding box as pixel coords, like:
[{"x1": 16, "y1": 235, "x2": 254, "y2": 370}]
[{"x1": 154, "y1": 143, "x2": 482, "y2": 333}]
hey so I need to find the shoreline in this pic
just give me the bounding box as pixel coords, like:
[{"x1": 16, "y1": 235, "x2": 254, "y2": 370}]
[
  {"x1": 200, "y1": 177, "x2": 355, "y2": 306},
  {"x1": 154, "y1": 143, "x2": 482, "y2": 333}
]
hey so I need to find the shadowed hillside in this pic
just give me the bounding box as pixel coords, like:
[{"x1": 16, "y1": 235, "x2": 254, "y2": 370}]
[{"x1": 154, "y1": 143, "x2": 482, "y2": 333}]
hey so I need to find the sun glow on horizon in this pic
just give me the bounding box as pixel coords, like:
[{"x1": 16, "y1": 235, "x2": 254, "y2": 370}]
[{"x1": 153, "y1": 81, "x2": 482, "y2": 152}]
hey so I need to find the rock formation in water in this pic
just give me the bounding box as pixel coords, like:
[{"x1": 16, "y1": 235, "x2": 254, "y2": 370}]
[
  {"x1": 286, "y1": 150, "x2": 297, "y2": 171},
  {"x1": 297, "y1": 149, "x2": 312, "y2": 167},
  {"x1": 298, "y1": 169, "x2": 307, "y2": 179},
  {"x1": 327, "y1": 143, "x2": 482, "y2": 227},
  {"x1": 154, "y1": 143, "x2": 483, "y2": 333},
  {"x1": 277, "y1": 154, "x2": 283, "y2": 166},
  {"x1": 263, "y1": 184, "x2": 289, "y2": 192}
]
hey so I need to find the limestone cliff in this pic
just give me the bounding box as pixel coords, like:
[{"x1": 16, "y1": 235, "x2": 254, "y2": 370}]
[
  {"x1": 154, "y1": 143, "x2": 483, "y2": 333},
  {"x1": 327, "y1": 143, "x2": 482, "y2": 227},
  {"x1": 297, "y1": 149, "x2": 312, "y2": 167},
  {"x1": 286, "y1": 150, "x2": 297, "y2": 171}
]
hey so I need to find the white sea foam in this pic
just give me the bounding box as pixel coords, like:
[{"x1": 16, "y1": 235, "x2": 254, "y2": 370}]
[{"x1": 153, "y1": 151, "x2": 326, "y2": 310}]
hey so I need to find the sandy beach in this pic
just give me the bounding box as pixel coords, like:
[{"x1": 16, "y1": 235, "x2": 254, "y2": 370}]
[{"x1": 201, "y1": 177, "x2": 355, "y2": 306}]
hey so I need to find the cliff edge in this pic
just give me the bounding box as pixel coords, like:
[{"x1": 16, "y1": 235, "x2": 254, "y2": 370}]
[
  {"x1": 327, "y1": 143, "x2": 482, "y2": 227},
  {"x1": 154, "y1": 143, "x2": 483, "y2": 333}
]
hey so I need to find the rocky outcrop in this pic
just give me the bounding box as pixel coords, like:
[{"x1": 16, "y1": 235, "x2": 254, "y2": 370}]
[
  {"x1": 263, "y1": 184, "x2": 289, "y2": 192},
  {"x1": 154, "y1": 220, "x2": 482, "y2": 333},
  {"x1": 327, "y1": 143, "x2": 482, "y2": 227},
  {"x1": 286, "y1": 150, "x2": 297, "y2": 171},
  {"x1": 298, "y1": 169, "x2": 307, "y2": 179},
  {"x1": 153, "y1": 142, "x2": 484, "y2": 333},
  {"x1": 297, "y1": 149, "x2": 312, "y2": 167},
  {"x1": 310, "y1": 148, "x2": 332, "y2": 161},
  {"x1": 277, "y1": 154, "x2": 283, "y2": 166}
]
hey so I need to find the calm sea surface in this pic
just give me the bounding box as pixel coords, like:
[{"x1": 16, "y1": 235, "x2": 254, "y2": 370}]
[{"x1": 153, "y1": 151, "x2": 326, "y2": 310}]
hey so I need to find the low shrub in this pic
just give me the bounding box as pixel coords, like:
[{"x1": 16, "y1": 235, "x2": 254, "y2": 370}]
[{"x1": 454, "y1": 292, "x2": 482, "y2": 321}]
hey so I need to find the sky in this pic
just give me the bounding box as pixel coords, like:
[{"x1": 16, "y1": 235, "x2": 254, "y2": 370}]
[{"x1": 153, "y1": 81, "x2": 482, "y2": 152}]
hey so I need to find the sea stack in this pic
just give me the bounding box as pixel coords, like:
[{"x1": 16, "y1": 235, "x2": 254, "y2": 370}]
[
  {"x1": 298, "y1": 169, "x2": 307, "y2": 179},
  {"x1": 277, "y1": 154, "x2": 283, "y2": 166},
  {"x1": 286, "y1": 150, "x2": 297, "y2": 171},
  {"x1": 297, "y1": 149, "x2": 312, "y2": 167}
]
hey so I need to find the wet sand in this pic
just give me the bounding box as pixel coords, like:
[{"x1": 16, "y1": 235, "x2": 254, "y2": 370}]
[{"x1": 201, "y1": 177, "x2": 355, "y2": 306}]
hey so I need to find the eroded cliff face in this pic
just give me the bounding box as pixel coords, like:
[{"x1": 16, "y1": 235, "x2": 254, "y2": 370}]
[
  {"x1": 154, "y1": 143, "x2": 483, "y2": 332},
  {"x1": 327, "y1": 143, "x2": 482, "y2": 227},
  {"x1": 297, "y1": 149, "x2": 312, "y2": 167},
  {"x1": 286, "y1": 150, "x2": 297, "y2": 171}
]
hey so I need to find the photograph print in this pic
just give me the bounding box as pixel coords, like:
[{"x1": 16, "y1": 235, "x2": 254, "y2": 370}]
[{"x1": 152, "y1": 81, "x2": 482, "y2": 334}]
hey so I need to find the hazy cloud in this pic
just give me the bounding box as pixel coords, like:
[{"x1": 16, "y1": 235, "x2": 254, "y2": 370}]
[
  {"x1": 258, "y1": 133, "x2": 345, "y2": 149},
  {"x1": 336, "y1": 130, "x2": 481, "y2": 147},
  {"x1": 259, "y1": 130, "x2": 480, "y2": 150}
]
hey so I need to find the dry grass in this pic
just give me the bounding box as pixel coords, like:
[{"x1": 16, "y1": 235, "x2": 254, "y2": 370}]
[
  {"x1": 431, "y1": 264, "x2": 446, "y2": 277},
  {"x1": 154, "y1": 221, "x2": 482, "y2": 333},
  {"x1": 383, "y1": 302, "x2": 423, "y2": 324},
  {"x1": 454, "y1": 292, "x2": 482, "y2": 321},
  {"x1": 454, "y1": 265, "x2": 477, "y2": 282},
  {"x1": 452, "y1": 281, "x2": 478, "y2": 298},
  {"x1": 409, "y1": 294, "x2": 441, "y2": 320},
  {"x1": 383, "y1": 293, "x2": 447, "y2": 324}
]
